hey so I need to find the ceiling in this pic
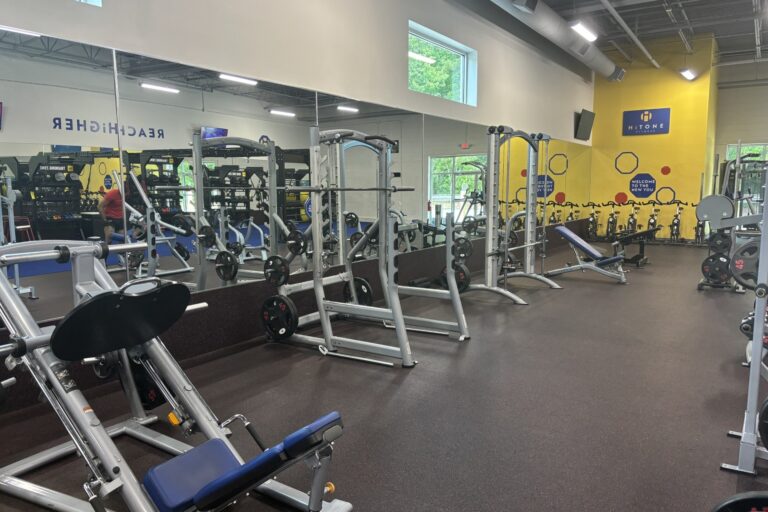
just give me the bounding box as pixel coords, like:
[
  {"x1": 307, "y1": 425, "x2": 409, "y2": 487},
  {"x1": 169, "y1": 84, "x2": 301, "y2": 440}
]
[
  {"x1": 545, "y1": 0, "x2": 766, "y2": 65},
  {"x1": 0, "y1": 30, "x2": 410, "y2": 122}
]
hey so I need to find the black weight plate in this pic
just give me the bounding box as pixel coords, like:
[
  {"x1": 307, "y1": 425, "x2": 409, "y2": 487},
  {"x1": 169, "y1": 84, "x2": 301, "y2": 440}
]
[
  {"x1": 261, "y1": 295, "x2": 299, "y2": 341},
  {"x1": 349, "y1": 231, "x2": 365, "y2": 249},
  {"x1": 174, "y1": 242, "x2": 190, "y2": 261},
  {"x1": 264, "y1": 255, "x2": 290, "y2": 287},
  {"x1": 701, "y1": 253, "x2": 731, "y2": 284},
  {"x1": 226, "y1": 241, "x2": 244, "y2": 256},
  {"x1": 344, "y1": 212, "x2": 359, "y2": 228},
  {"x1": 285, "y1": 220, "x2": 297, "y2": 232},
  {"x1": 171, "y1": 214, "x2": 193, "y2": 237},
  {"x1": 343, "y1": 277, "x2": 374, "y2": 306},
  {"x1": 708, "y1": 231, "x2": 732, "y2": 253},
  {"x1": 198, "y1": 225, "x2": 216, "y2": 248},
  {"x1": 440, "y1": 264, "x2": 471, "y2": 293},
  {"x1": 462, "y1": 216, "x2": 478, "y2": 234},
  {"x1": 452, "y1": 237, "x2": 473, "y2": 260},
  {"x1": 760, "y1": 397, "x2": 768, "y2": 446},
  {"x1": 287, "y1": 230, "x2": 307, "y2": 255},
  {"x1": 730, "y1": 240, "x2": 760, "y2": 290},
  {"x1": 215, "y1": 251, "x2": 239, "y2": 281},
  {"x1": 407, "y1": 229, "x2": 416, "y2": 242}
]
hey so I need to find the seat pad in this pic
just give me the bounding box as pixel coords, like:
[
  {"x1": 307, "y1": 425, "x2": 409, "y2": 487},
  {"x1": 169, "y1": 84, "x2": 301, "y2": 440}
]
[
  {"x1": 143, "y1": 439, "x2": 241, "y2": 512},
  {"x1": 555, "y1": 226, "x2": 603, "y2": 261},
  {"x1": 193, "y1": 411, "x2": 342, "y2": 511}
]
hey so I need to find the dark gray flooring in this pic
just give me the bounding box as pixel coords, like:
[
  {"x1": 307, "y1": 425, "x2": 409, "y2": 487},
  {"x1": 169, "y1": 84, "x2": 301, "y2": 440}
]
[{"x1": 0, "y1": 244, "x2": 765, "y2": 511}]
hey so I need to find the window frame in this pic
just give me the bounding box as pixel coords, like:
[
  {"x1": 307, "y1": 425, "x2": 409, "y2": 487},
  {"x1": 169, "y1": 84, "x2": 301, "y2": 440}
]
[
  {"x1": 428, "y1": 153, "x2": 486, "y2": 219},
  {"x1": 408, "y1": 21, "x2": 478, "y2": 107}
]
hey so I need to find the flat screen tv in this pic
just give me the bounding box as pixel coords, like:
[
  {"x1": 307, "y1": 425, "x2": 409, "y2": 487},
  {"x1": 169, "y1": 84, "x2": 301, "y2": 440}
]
[
  {"x1": 574, "y1": 109, "x2": 595, "y2": 141},
  {"x1": 201, "y1": 126, "x2": 228, "y2": 139}
]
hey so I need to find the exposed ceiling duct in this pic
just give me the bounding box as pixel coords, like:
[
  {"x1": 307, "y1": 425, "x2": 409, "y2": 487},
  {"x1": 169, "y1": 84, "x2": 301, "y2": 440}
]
[{"x1": 489, "y1": 0, "x2": 625, "y2": 80}]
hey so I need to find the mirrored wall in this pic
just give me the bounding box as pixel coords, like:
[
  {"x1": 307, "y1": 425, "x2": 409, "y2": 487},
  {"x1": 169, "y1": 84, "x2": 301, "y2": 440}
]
[{"x1": 0, "y1": 26, "x2": 595, "y2": 296}]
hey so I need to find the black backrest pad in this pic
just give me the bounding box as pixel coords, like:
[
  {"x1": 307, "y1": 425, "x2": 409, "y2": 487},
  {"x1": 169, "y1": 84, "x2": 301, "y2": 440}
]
[{"x1": 51, "y1": 283, "x2": 191, "y2": 361}]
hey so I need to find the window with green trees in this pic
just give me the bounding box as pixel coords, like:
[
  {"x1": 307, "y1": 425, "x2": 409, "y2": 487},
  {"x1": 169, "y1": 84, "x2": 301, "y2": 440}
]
[
  {"x1": 408, "y1": 21, "x2": 477, "y2": 106},
  {"x1": 429, "y1": 154, "x2": 487, "y2": 220},
  {"x1": 726, "y1": 143, "x2": 768, "y2": 161}
]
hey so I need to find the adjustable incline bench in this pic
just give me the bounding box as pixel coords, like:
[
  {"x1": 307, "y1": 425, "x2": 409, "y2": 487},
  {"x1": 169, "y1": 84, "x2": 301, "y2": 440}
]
[
  {"x1": 0, "y1": 240, "x2": 351, "y2": 512},
  {"x1": 544, "y1": 225, "x2": 627, "y2": 284}
]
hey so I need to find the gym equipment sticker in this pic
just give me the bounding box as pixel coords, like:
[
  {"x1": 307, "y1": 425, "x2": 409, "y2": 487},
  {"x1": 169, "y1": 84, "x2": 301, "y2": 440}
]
[
  {"x1": 537, "y1": 175, "x2": 555, "y2": 198},
  {"x1": 104, "y1": 175, "x2": 113, "y2": 190},
  {"x1": 629, "y1": 173, "x2": 656, "y2": 198},
  {"x1": 623, "y1": 108, "x2": 670, "y2": 136}
]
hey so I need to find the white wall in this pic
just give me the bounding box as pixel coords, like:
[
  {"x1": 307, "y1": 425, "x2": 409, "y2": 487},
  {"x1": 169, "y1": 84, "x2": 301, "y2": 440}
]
[
  {"x1": 0, "y1": 53, "x2": 311, "y2": 151},
  {"x1": 0, "y1": 0, "x2": 594, "y2": 142},
  {"x1": 715, "y1": 62, "x2": 768, "y2": 158}
]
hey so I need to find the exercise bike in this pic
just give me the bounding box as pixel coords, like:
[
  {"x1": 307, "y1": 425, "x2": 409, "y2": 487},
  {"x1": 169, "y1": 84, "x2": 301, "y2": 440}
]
[
  {"x1": 644, "y1": 201, "x2": 660, "y2": 240},
  {"x1": 584, "y1": 202, "x2": 600, "y2": 241},
  {"x1": 669, "y1": 200, "x2": 688, "y2": 242},
  {"x1": 564, "y1": 202, "x2": 579, "y2": 222},
  {"x1": 625, "y1": 201, "x2": 640, "y2": 233},
  {"x1": 604, "y1": 201, "x2": 619, "y2": 241}
]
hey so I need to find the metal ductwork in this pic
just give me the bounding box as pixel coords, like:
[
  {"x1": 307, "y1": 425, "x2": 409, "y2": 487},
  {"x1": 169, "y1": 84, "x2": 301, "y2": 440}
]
[{"x1": 490, "y1": 0, "x2": 625, "y2": 81}]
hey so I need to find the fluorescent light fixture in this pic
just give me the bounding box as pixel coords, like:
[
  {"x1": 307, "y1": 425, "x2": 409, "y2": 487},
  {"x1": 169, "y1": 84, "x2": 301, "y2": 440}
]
[
  {"x1": 140, "y1": 82, "x2": 180, "y2": 94},
  {"x1": 408, "y1": 51, "x2": 436, "y2": 65},
  {"x1": 269, "y1": 109, "x2": 296, "y2": 118},
  {"x1": 680, "y1": 69, "x2": 697, "y2": 80},
  {"x1": 0, "y1": 25, "x2": 41, "y2": 37},
  {"x1": 571, "y1": 22, "x2": 598, "y2": 43},
  {"x1": 219, "y1": 73, "x2": 258, "y2": 86},
  {"x1": 337, "y1": 105, "x2": 359, "y2": 113}
]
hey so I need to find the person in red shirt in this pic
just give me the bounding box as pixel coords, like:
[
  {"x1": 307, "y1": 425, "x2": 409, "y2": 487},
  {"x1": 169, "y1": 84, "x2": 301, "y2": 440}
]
[{"x1": 98, "y1": 185, "x2": 127, "y2": 243}]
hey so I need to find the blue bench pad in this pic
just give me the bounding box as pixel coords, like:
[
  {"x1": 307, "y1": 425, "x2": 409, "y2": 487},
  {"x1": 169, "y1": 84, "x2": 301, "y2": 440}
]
[
  {"x1": 143, "y1": 439, "x2": 240, "y2": 512},
  {"x1": 555, "y1": 226, "x2": 604, "y2": 261},
  {"x1": 143, "y1": 411, "x2": 342, "y2": 512}
]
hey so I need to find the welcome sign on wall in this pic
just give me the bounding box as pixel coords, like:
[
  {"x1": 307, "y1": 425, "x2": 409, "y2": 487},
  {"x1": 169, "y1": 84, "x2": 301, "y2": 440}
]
[{"x1": 622, "y1": 108, "x2": 671, "y2": 136}]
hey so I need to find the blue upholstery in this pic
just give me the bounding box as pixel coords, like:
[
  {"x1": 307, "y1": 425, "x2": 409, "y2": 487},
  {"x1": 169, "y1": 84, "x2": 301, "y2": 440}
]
[
  {"x1": 194, "y1": 411, "x2": 342, "y2": 510},
  {"x1": 144, "y1": 412, "x2": 342, "y2": 512},
  {"x1": 554, "y1": 226, "x2": 604, "y2": 261},
  {"x1": 283, "y1": 411, "x2": 342, "y2": 457},
  {"x1": 143, "y1": 439, "x2": 240, "y2": 512}
]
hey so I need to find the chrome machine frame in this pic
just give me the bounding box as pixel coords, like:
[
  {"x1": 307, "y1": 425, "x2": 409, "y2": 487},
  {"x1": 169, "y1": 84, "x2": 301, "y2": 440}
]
[{"x1": 0, "y1": 239, "x2": 351, "y2": 511}]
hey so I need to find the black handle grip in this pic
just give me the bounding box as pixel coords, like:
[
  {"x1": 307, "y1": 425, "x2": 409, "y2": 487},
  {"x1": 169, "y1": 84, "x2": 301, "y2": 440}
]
[{"x1": 245, "y1": 422, "x2": 268, "y2": 452}]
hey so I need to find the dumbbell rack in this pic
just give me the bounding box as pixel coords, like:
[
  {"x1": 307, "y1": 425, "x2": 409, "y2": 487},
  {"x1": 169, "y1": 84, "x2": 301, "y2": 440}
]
[{"x1": 27, "y1": 153, "x2": 87, "y2": 240}]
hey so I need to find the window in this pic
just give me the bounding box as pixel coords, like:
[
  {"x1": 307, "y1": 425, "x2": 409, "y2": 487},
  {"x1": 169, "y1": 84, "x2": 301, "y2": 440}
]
[
  {"x1": 429, "y1": 154, "x2": 486, "y2": 221},
  {"x1": 726, "y1": 143, "x2": 768, "y2": 161},
  {"x1": 75, "y1": 0, "x2": 102, "y2": 6},
  {"x1": 408, "y1": 21, "x2": 477, "y2": 106}
]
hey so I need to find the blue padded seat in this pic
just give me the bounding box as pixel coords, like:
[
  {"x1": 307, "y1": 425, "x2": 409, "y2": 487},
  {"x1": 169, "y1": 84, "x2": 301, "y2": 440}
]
[
  {"x1": 143, "y1": 412, "x2": 342, "y2": 512},
  {"x1": 143, "y1": 439, "x2": 240, "y2": 512},
  {"x1": 194, "y1": 411, "x2": 342, "y2": 511},
  {"x1": 555, "y1": 226, "x2": 603, "y2": 260}
]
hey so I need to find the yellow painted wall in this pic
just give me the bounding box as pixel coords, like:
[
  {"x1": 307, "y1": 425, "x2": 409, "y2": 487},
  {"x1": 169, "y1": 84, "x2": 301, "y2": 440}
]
[
  {"x1": 590, "y1": 36, "x2": 717, "y2": 239},
  {"x1": 499, "y1": 137, "x2": 592, "y2": 221}
]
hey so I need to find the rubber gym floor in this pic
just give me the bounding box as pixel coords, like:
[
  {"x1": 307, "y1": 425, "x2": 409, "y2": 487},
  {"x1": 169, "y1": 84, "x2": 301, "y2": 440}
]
[{"x1": 0, "y1": 244, "x2": 763, "y2": 511}]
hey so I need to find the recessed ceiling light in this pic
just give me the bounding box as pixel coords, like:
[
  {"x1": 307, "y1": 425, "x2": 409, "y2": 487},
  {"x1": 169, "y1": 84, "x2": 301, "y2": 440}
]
[
  {"x1": 140, "y1": 82, "x2": 180, "y2": 94},
  {"x1": 571, "y1": 22, "x2": 598, "y2": 43},
  {"x1": 680, "y1": 69, "x2": 697, "y2": 80},
  {"x1": 219, "y1": 73, "x2": 258, "y2": 86},
  {"x1": 408, "y1": 51, "x2": 436, "y2": 65},
  {"x1": 0, "y1": 25, "x2": 41, "y2": 37},
  {"x1": 269, "y1": 109, "x2": 296, "y2": 118},
  {"x1": 337, "y1": 105, "x2": 359, "y2": 113}
]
